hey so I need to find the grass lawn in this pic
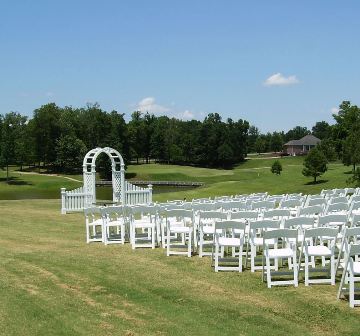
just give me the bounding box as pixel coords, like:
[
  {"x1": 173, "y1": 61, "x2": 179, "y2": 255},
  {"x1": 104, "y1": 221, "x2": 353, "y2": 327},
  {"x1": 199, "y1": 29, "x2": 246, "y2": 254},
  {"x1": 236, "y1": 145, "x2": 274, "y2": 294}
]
[{"x1": 0, "y1": 199, "x2": 360, "y2": 335}]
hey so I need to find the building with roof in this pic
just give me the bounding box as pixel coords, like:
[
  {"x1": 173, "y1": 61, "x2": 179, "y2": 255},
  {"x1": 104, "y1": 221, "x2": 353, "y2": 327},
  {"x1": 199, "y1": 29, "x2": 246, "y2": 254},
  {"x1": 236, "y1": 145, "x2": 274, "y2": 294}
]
[{"x1": 283, "y1": 134, "x2": 321, "y2": 156}]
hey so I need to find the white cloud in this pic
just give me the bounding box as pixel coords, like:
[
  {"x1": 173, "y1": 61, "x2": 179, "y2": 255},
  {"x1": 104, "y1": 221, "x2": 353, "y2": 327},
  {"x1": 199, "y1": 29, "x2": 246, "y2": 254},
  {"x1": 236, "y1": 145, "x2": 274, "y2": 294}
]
[
  {"x1": 136, "y1": 97, "x2": 170, "y2": 114},
  {"x1": 331, "y1": 107, "x2": 339, "y2": 114},
  {"x1": 263, "y1": 73, "x2": 299, "y2": 86},
  {"x1": 136, "y1": 97, "x2": 196, "y2": 120},
  {"x1": 181, "y1": 110, "x2": 195, "y2": 120}
]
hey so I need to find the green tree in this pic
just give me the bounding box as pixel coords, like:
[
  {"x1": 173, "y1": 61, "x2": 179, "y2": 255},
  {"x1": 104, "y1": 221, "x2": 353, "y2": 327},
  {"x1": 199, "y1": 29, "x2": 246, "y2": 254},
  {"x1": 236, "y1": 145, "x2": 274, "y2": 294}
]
[
  {"x1": 312, "y1": 121, "x2": 332, "y2": 140},
  {"x1": 342, "y1": 122, "x2": 360, "y2": 171},
  {"x1": 55, "y1": 135, "x2": 87, "y2": 173},
  {"x1": 0, "y1": 112, "x2": 28, "y2": 180},
  {"x1": 254, "y1": 137, "x2": 266, "y2": 154},
  {"x1": 32, "y1": 103, "x2": 62, "y2": 169},
  {"x1": 317, "y1": 138, "x2": 337, "y2": 162},
  {"x1": 271, "y1": 160, "x2": 282, "y2": 175},
  {"x1": 285, "y1": 126, "x2": 310, "y2": 142},
  {"x1": 347, "y1": 167, "x2": 360, "y2": 187},
  {"x1": 302, "y1": 148, "x2": 328, "y2": 183},
  {"x1": 217, "y1": 142, "x2": 234, "y2": 168}
]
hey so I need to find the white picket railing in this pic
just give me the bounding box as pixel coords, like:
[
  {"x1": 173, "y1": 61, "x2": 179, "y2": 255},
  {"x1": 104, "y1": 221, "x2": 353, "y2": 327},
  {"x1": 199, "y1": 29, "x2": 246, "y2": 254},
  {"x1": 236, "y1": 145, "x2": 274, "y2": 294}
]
[
  {"x1": 61, "y1": 184, "x2": 152, "y2": 214},
  {"x1": 124, "y1": 181, "x2": 152, "y2": 205},
  {"x1": 61, "y1": 187, "x2": 93, "y2": 214}
]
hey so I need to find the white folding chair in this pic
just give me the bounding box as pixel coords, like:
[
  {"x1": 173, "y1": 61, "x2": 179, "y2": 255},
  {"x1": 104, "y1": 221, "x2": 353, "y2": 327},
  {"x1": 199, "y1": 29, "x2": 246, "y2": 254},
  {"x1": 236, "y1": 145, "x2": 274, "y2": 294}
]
[
  {"x1": 248, "y1": 219, "x2": 280, "y2": 272},
  {"x1": 101, "y1": 206, "x2": 126, "y2": 245},
  {"x1": 198, "y1": 211, "x2": 228, "y2": 257},
  {"x1": 298, "y1": 227, "x2": 338, "y2": 286},
  {"x1": 84, "y1": 207, "x2": 103, "y2": 243},
  {"x1": 337, "y1": 243, "x2": 360, "y2": 307},
  {"x1": 335, "y1": 227, "x2": 360, "y2": 274},
  {"x1": 165, "y1": 209, "x2": 194, "y2": 257},
  {"x1": 129, "y1": 206, "x2": 156, "y2": 249},
  {"x1": 213, "y1": 220, "x2": 246, "y2": 272},
  {"x1": 262, "y1": 228, "x2": 298, "y2": 288}
]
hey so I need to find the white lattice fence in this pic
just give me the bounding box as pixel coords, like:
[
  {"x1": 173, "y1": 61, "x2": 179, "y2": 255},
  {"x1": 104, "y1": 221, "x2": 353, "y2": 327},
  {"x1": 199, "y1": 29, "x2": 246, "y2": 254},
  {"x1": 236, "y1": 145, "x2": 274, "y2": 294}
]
[{"x1": 61, "y1": 187, "x2": 93, "y2": 214}]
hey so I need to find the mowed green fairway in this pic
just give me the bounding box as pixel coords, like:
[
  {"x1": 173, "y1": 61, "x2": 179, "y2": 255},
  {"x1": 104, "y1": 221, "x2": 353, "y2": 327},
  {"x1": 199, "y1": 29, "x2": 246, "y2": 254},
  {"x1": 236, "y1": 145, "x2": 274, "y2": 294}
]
[{"x1": 0, "y1": 157, "x2": 359, "y2": 335}]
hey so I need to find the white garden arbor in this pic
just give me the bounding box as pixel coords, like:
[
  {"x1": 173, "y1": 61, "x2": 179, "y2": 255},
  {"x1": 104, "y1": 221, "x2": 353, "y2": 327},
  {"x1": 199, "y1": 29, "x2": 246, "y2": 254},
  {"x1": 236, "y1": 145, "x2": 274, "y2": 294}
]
[{"x1": 61, "y1": 147, "x2": 152, "y2": 214}]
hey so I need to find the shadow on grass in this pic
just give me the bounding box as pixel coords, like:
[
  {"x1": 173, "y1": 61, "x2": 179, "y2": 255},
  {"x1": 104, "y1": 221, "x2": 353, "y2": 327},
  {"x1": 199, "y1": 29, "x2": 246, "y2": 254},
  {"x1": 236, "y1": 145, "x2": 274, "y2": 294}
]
[
  {"x1": 125, "y1": 172, "x2": 137, "y2": 179},
  {"x1": 0, "y1": 176, "x2": 33, "y2": 186},
  {"x1": 344, "y1": 170, "x2": 354, "y2": 175},
  {"x1": 304, "y1": 179, "x2": 328, "y2": 185}
]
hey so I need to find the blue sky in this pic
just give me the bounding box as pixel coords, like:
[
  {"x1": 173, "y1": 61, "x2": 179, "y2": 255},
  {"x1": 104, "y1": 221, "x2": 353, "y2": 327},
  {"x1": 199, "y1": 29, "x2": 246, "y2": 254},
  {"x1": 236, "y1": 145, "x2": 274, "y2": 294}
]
[{"x1": 1, "y1": 1, "x2": 359, "y2": 132}]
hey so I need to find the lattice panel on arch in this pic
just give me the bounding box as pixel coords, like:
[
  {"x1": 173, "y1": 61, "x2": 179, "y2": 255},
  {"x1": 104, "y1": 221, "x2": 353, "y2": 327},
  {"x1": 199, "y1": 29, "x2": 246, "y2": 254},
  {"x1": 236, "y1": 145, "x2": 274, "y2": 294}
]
[
  {"x1": 112, "y1": 171, "x2": 123, "y2": 202},
  {"x1": 84, "y1": 172, "x2": 95, "y2": 195}
]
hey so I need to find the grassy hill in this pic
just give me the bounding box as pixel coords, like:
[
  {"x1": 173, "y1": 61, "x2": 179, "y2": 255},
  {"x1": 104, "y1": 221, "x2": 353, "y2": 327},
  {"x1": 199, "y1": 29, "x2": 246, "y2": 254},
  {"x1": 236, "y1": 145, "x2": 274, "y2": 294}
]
[{"x1": 0, "y1": 199, "x2": 359, "y2": 335}]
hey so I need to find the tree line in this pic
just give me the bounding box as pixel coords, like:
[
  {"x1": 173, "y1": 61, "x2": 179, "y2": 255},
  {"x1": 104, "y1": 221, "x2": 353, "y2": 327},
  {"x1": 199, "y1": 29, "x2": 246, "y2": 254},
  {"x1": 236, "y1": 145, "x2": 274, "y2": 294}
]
[
  {"x1": 1, "y1": 100, "x2": 360, "y2": 176},
  {"x1": 0, "y1": 103, "x2": 249, "y2": 174}
]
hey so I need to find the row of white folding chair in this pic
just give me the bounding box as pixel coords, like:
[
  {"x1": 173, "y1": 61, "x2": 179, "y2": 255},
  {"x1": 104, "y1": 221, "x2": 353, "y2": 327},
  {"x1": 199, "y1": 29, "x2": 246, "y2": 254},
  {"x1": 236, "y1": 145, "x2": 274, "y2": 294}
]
[
  {"x1": 85, "y1": 206, "x2": 128, "y2": 245},
  {"x1": 214, "y1": 218, "x2": 337, "y2": 286}
]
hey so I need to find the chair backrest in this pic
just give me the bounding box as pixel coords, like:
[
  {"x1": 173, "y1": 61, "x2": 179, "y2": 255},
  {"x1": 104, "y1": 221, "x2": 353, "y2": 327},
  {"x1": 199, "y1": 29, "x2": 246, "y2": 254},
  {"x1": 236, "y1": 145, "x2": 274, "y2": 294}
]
[
  {"x1": 286, "y1": 193, "x2": 303, "y2": 199},
  {"x1": 251, "y1": 200, "x2": 276, "y2": 211},
  {"x1": 84, "y1": 207, "x2": 101, "y2": 216},
  {"x1": 214, "y1": 220, "x2": 247, "y2": 232},
  {"x1": 321, "y1": 189, "x2": 335, "y2": 197},
  {"x1": 283, "y1": 216, "x2": 314, "y2": 229},
  {"x1": 165, "y1": 209, "x2": 193, "y2": 220},
  {"x1": 325, "y1": 202, "x2": 349, "y2": 214},
  {"x1": 192, "y1": 202, "x2": 216, "y2": 212},
  {"x1": 346, "y1": 187, "x2": 356, "y2": 195},
  {"x1": 318, "y1": 214, "x2": 348, "y2": 227},
  {"x1": 333, "y1": 188, "x2": 347, "y2": 197},
  {"x1": 249, "y1": 219, "x2": 280, "y2": 231},
  {"x1": 351, "y1": 213, "x2": 360, "y2": 227},
  {"x1": 266, "y1": 195, "x2": 285, "y2": 203},
  {"x1": 199, "y1": 211, "x2": 228, "y2": 221},
  {"x1": 263, "y1": 228, "x2": 298, "y2": 240},
  {"x1": 307, "y1": 198, "x2": 327, "y2": 207},
  {"x1": 100, "y1": 206, "x2": 124, "y2": 217},
  {"x1": 297, "y1": 205, "x2": 324, "y2": 217},
  {"x1": 304, "y1": 227, "x2": 338, "y2": 239},
  {"x1": 262, "y1": 209, "x2": 290, "y2": 219},
  {"x1": 329, "y1": 196, "x2": 349, "y2": 205},
  {"x1": 279, "y1": 199, "x2": 302, "y2": 209},
  {"x1": 347, "y1": 243, "x2": 360, "y2": 258},
  {"x1": 343, "y1": 227, "x2": 360, "y2": 241},
  {"x1": 350, "y1": 195, "x2": 360, "y2": 204},
  {"x1": 349, "y1": 201, "x2": 360, "y2": 213},
  {"x1": 230, "y1": 211, "x2": 259, "y2": 221},
  {"x1": 225, "y1": 201, "x2": 248, "y2": 211}
]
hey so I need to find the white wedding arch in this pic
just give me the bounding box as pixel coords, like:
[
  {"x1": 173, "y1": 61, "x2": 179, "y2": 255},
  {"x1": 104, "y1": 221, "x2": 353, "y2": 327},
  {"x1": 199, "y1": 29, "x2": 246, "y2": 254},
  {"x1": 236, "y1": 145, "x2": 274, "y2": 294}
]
[{"x1": 61, "y1": 147, "x2": 152, "y2": 214}]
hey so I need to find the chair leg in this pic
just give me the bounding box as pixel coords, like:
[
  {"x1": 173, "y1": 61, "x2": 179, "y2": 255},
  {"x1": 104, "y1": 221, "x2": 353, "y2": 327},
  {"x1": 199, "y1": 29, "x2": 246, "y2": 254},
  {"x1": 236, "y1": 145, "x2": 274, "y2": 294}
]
[
  {"x1": 331, "y1": 255, "x2": 335, "y2": 285},
  {"x1": 350, "y1": 273, "x2": 355, "y2": 308},
  {"x1": 251, "y1": 245, "x2": 256, "y2": 272},
  {"x1": 199, "y1": 230, "x2": 203, "y2": 258},
  {"x1": 239, "y1": 244, "x2": 243, "y2": 272},
  {"x1": 215, "y1": 244, "x2": 219, "y2": 272},
  {"x1": 166, "y1": 229, "x2": 170, "y2": 256},
  {"x1": 293, "y1": 253, "x2": 298, "y2": 287},
  {"x1": 188, "y1": 231, "x2": 192, "y2": 258},
  {"x1": 266, "y1": 255, "x2": 271, "y2": 288},
  {"x1": 305, "y1": 255, "x2": 309, "y2": 286}
]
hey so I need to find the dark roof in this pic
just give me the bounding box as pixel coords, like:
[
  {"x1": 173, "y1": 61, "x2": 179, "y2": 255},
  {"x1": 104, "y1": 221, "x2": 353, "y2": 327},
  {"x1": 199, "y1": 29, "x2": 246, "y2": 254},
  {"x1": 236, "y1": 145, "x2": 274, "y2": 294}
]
[{"x1": 284, "y1": 134, "x2": 321, "y2": 146}]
